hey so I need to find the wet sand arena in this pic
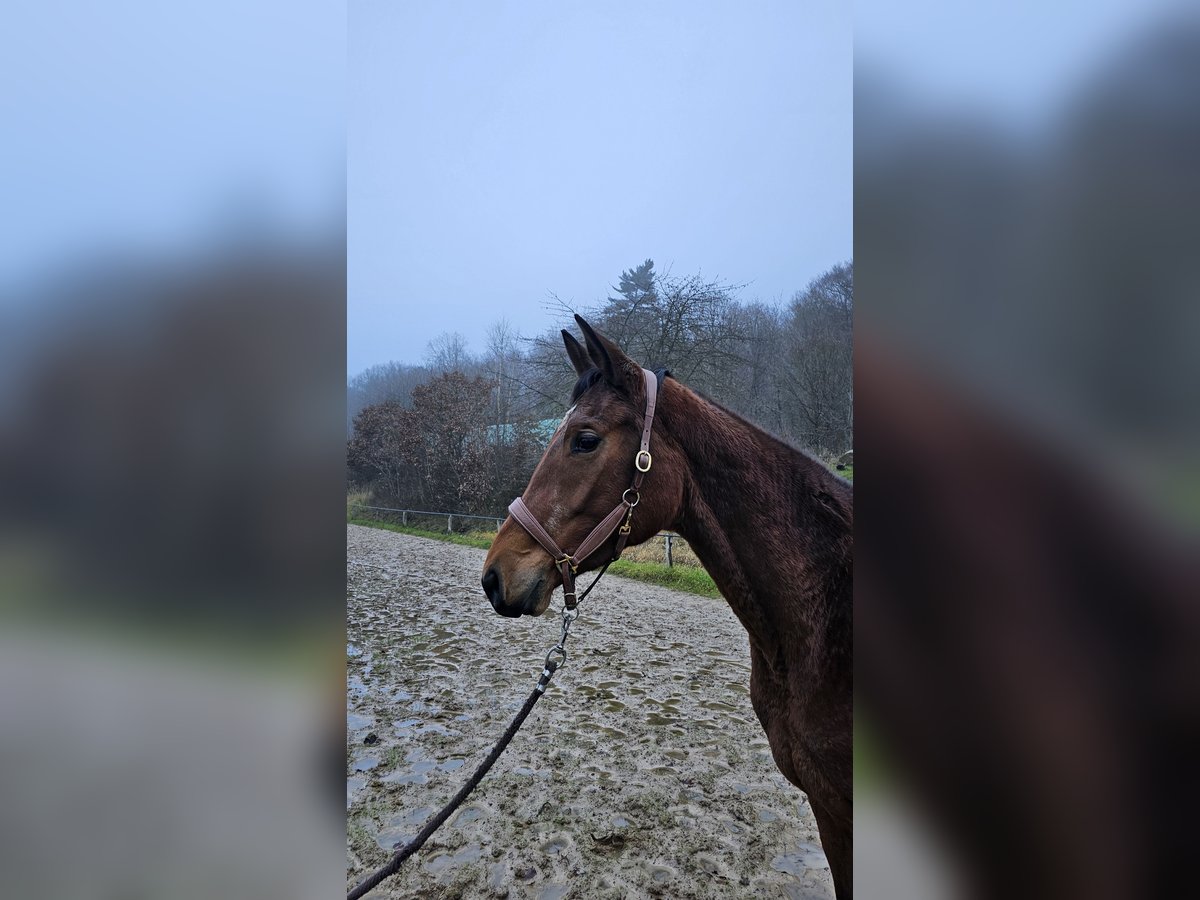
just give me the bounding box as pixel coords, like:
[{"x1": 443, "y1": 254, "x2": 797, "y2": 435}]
[{"x1": 347, "y1": 525, "x2": 833, "y2": 898}]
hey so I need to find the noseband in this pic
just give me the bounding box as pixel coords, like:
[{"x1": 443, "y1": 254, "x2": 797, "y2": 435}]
[{"x1": 507, "y1": 368, "x2": 660, "y2": 610}]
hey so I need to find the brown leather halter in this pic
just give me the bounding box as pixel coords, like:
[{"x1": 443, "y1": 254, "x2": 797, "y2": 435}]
[{"x1": 507, "y1": 368, "x2": 660, "y2": 610}]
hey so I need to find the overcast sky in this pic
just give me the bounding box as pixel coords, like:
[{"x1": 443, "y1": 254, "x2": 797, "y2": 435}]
[{"x1": 348, "y1": 0, "x2": 851, "y2": 375}]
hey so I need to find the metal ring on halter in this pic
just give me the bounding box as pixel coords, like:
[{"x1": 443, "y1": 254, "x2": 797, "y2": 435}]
[
  {"x1": 545, "y1": 645, "x2": 567, "y2": 669},
  {"x1": 621, "y1": 488, "x2": 640, "y2": 507}
]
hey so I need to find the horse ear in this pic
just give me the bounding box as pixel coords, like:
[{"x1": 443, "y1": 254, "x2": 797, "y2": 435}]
[
  {"x1": 574, "y1": 315, "x2": 641, "y2": 394},
  {"x1": 561, "y1": 329, "x2": 592, "y2": 376}
]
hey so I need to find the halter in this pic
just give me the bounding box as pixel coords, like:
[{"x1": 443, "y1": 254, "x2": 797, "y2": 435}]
[{"x1": 507, "y1": 368, "x2": 660, "y2": 610}]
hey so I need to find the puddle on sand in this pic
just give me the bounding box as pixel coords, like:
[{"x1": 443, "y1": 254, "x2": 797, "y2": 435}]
[
  {"x1": 394, "y1": 718, "x2": 453, "y2": 737},
  {"x1": 694, "y1": 853, "x2": 722, "y2": 875},
  {"x1": 772, "y1": 842, "x2": 830, "y2": 875},
  {"x1": 488, "y1": 863, "x2": 507, "y2": 892},
  {"x1": 424, "y1": 844, "x2": 485, "y2": 874},
  {"x1": 453, "y1": 805, "x2": 485, "y2": 824},
  {"x1": 647, "y1": 864, "x2": 676, "y2": 884},
  {"x1": 645, "y1": 712, "x2": 680, "y2": 727},
  {"x1": 345, "y1": 776, "x2": 365, "y2": 809},
  {"x1": 352, "y1": 755, "x2": 379, "y2": 772},
  {"x1": 576, "y1": 722, "x2": 627, "y2": 740},
  {"x1": 759, "y1": 807, "x2": 780, "y2": 822},
  {"x1": 347, "y1": 712, "x2": 374, "y2": 731},
  {"x1": 374, "y1": 806, "x2": 436, "y2": 850},
  {"x1": 381, "y1": 758, "x2": 436, "y2": 786}
]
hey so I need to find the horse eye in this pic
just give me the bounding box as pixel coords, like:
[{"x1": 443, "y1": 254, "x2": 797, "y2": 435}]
[{"x1": 572, "y1": 432, "x2": 601, "y2": 453}]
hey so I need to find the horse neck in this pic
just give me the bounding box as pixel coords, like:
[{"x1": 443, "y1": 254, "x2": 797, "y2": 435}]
[{"x1": 659, "y1": 382, "x2": 852, "y2": 666}]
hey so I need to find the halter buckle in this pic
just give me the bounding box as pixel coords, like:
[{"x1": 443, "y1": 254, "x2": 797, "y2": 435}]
[
  {"x1": 618, "y1": 503, "x2": 635, "y2": 536},
  {"x1": 635, "y1": 450, "x2": 652, "y2": 472}
]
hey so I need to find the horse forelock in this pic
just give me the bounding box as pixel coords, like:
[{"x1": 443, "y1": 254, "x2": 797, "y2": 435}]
[{"x1": 569, "y1": 368, "x2": 604, "y2": 404}]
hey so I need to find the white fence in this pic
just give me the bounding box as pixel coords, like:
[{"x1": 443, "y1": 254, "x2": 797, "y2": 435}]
[{"x1": 349, "y1": 502, "x2": 682, "y2": 566}]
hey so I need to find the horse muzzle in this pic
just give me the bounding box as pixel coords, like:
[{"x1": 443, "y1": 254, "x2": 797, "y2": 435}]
[{"x1": 481, "y1": 566, "x2": 547, "y2": 617}]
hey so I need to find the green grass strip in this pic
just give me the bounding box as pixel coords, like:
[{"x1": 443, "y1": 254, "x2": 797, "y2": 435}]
[
  {"x1": 608, "y1": 558, "x2": 721, "y2": 598},
  {"x1": 348, "y1": 517, "x2": 492, "y2": 549}
]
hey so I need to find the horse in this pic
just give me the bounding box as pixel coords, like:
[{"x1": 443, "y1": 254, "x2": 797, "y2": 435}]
[{"x1": 482, "y1": 316, "x2": 853, "y2": 898}]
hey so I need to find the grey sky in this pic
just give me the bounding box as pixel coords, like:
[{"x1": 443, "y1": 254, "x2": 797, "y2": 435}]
[{"x1": 348, "y1": 0, "x2": 851, "y2": 375}]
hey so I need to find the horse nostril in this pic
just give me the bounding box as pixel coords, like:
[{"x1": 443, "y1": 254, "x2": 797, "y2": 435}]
[{"x1": 482, "y1": 567, "x2": 502, "y2": 605}]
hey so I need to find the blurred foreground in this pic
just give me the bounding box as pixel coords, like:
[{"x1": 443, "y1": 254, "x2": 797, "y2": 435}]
[
  {"x1": 0, "y1": 1, "x2": 346, "y2": 896},
  {"x1": 855, "y1": 3, "x2": 1200, "y2": 897}
]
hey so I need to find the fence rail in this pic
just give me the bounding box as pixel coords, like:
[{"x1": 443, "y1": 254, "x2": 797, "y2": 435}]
[{"x1": 348, "y1": 502, "x2": 682, "y2": 566}]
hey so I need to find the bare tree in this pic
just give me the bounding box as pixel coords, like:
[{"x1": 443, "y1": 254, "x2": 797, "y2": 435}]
[
  {"x1": 424, "y1": 331, "x2": 471, "y2": 373},
  {"x1": 781, "y1": 261, "x2": 854, "y2": 454},
  {"x1": 526, "y1": 261, "x2": 751, "y2": 410},
  {"x1": 484, "y1": 317, "x2": 519, "y2": 427}
]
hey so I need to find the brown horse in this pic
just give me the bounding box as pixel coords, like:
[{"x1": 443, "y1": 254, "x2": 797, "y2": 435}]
[{"x1": 482, "y1": 317, "x2": 853, "y2": 898}]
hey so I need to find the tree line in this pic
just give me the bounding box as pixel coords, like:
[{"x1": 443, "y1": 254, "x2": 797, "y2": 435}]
[{"x1": 347, "y1": 259, "x2": 852, "y2": 514}]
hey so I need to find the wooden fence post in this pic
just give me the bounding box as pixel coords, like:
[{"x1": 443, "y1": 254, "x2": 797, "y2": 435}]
[
  {"x1": 447, "y1": 515, "x2": 453, "y2": 533},
  {"x1": 664, "y1": 534, "x2": 673, "y2": 567},
  {"x1": 402, "y1": 510, "x2": 407, "y2": 526}
]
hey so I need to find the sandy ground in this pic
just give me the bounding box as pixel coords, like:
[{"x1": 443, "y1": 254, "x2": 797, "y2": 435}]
[{"x1": 347, "y1": 525, "x2": 833, "y2": 899}]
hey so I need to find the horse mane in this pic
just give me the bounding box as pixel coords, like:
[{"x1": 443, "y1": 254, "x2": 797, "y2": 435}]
[{"x1": 672, "y1": 381, "x2": 853, "y2": 495}]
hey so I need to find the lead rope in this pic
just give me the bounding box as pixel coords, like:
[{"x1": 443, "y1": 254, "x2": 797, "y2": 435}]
[{"x1": 346, "y1": 564, "x2": 611, "y2": 900}]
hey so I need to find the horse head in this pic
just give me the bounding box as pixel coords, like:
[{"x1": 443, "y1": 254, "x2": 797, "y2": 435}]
[{"x1": 481, "y1": 316, "x2": 683, "y2": 617}]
